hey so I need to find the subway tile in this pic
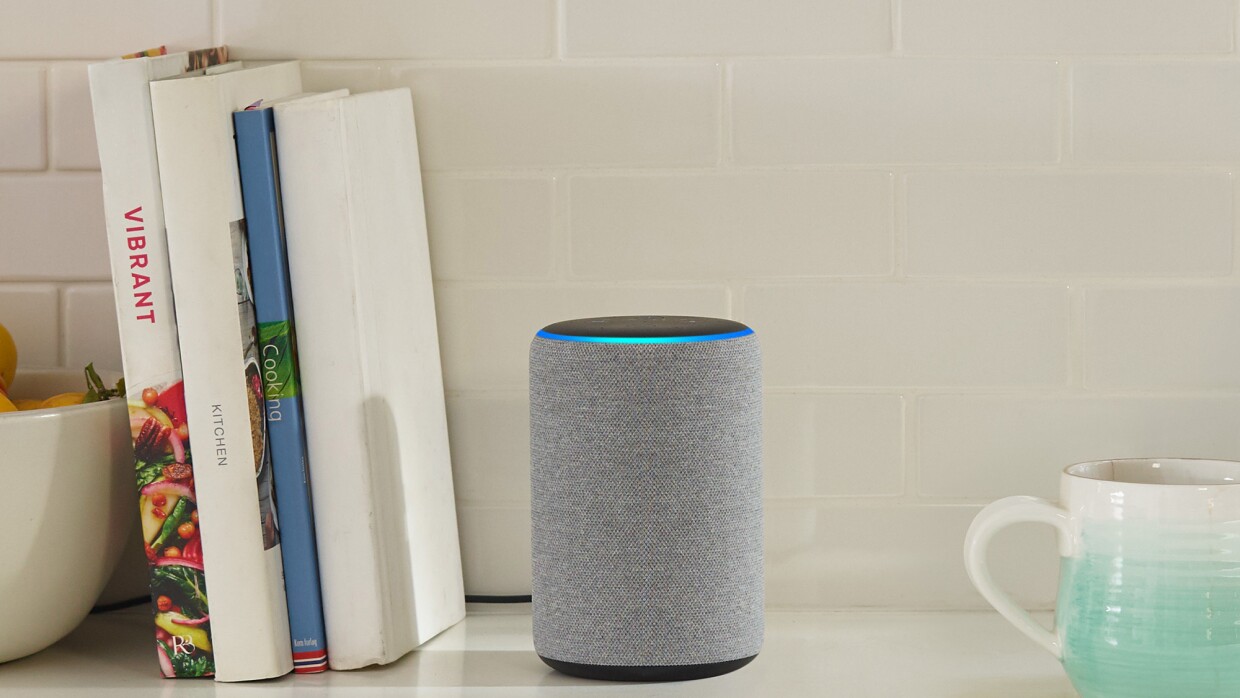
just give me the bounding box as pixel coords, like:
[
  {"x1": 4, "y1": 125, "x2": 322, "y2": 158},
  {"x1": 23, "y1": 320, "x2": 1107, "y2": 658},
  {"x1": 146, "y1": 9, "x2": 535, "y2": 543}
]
[
  {"x1": 732, "y1": 59, "x2": 1059, "y2": 164},
  {"x1": 1084, "y1": 287, "x2": 1240, "y2": 389},
  {"x1": 425, "y1": 176, "x2": 555, "y2": 280},
  {"x1": 0, "y1": 1, "x2": 211, "y2": 59},
  {"x1": 919, "y1": 395, "x2": 1240, "y2": 500},
  {"x1": 392, "y1": 64, "x2": 720, "y2": 169},
  {"x1": 434, "y1": 284, "x2": 729, "y2": 390},
  {"x1": 0, "y1": 65, "x2": 46, "y2": 170},
  {"x1": 766, "y1": 504, "x2": 1057, "y2": 609},
  {"x1": 902, "y1": 0, "x2": 1234, "y2": 55},
  {"x1": 0, "y1": 174, "x2": 109, "y2": 281},
  {"x1": 300, "y1": 61, "x2": 386, "y2": 94},
  {"x1": 220, "y1": 0, "x2": 553, "y2": 60},
  {"x1": 0, "y1": 284, "x2": 59, "y2": 370},
  {"x1": 743, "y1": 284, "x2": 1069, "y2": 388},
  {"x1": 570, "y1": 172, "x2": 892, "y2": 279},
  {"x1": 63, "y1": 284, "x2": 120, "y2": 372},
  {"x1": 1074, "y1": 63, "x2": 1240, "y2": 162},
  {"x1": 49, "y1": 62, "x2": 99, "y2": 170},
  {"x1": 764, "y1": 393, "x2": 903, "y2": 497},
  {"x1": 906, "y1": 172, "x2": 1233, "y2": 277},
  {"x1": 566, "y1": 0, "x2": 890, "y2": 56},
  {"x1": 446, "y1": 394, "x2": 530, "y2": 503},
  {"x1": 457, "y1": 506, "x2": 531, "y2": 596}
]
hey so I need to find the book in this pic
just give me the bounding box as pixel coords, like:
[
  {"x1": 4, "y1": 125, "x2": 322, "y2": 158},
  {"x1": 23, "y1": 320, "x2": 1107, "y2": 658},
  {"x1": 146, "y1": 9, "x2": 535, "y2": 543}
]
[
  {"x1": 149, "y1": 61, "x2": 303, "y2": 682},
  {"x1": 88, "y1": 46, "x2": 230, "y2": 679},
  {"x1": 234, "y1": 93, "x2": 344, "y2": 675},
  {"x1": 273, "y1": 88, "x2": 466, "y2": 670}
]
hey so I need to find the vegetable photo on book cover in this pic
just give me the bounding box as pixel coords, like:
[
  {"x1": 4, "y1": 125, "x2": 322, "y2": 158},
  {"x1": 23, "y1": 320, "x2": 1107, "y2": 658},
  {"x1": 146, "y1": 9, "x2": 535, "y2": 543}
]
[{"x1": 129, "y1": 378, "x2": 214, "y2": 677}]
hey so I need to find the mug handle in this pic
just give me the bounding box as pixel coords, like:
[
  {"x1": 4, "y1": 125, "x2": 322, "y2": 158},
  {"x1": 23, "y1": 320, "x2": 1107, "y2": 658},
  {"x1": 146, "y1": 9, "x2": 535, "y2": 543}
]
[{"x1": 964, "y1": 495, "x2": 1073, "y2": 659}]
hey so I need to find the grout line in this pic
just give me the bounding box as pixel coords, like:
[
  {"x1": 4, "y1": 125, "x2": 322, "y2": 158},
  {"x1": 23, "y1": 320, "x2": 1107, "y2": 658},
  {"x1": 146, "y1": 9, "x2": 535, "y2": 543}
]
[
  {"x1": 551, "y1": 174, "x2": 572, "y2": 280},
  {"x1": 55, "y1": 285, "x2": 68, "y2": 367},
  {"x1": 1066, "y1": 284, "x2": 1084, "y2": 390},
  {"x1": 892, "y1": 172, "x2": 907, "y2": 278},
  {"x1": 1231, "y1": 173, "x2": 1240, "y2": 278},
  {"x1": 900, "y1": 393, "x2": 916, "y2": 500},
  {"x1": 718, "y1": 61, "x2": 733, "y2": 167},
  {"x1": 554, "y1": 0, "x2": 568, "y2": 60},
  {"x1": 890, "y1": 0, "x2": 903, "y2": 56},
  {"x1": 418, "y1": 163, "x2": 1240, "y2": 176},
  {"x1": 211, "y1": 0, "x2": 222, "y2": 47},
  {"x1": 1059, "y1": 60, "x2": 1074, "y2": 164}
]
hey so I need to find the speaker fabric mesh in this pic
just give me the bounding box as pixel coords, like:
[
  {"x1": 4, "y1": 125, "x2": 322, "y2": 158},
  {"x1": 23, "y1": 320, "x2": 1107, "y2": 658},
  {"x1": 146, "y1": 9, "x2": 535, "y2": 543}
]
[{"x1": 530, "y1": 333, "x2": 763, "y2": 667}]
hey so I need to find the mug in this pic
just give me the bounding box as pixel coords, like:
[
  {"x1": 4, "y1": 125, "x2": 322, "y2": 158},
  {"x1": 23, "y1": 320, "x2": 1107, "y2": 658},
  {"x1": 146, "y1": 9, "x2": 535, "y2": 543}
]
[{"x1": 966, "y1": 458, "x2": 1240, "y2": 698}]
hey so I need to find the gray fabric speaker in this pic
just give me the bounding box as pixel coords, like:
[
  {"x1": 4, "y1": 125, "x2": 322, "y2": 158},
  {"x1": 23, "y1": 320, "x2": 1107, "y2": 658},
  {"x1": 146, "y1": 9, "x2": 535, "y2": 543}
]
[{"x1": 530, "y1": 315, "x2": 763, "y2": 682}]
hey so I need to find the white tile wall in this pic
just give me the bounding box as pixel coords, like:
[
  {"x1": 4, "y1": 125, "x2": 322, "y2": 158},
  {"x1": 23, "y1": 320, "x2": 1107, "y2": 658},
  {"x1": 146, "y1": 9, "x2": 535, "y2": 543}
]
[
  {"x1": 392, "y1": 64, "x2": 720, "y2": 169},
  {"x1": 0, "y1": 174, "x2": 109, "y2": 281},
  {"x1": 8, "y1": 0, "x2": 1240, "y2": 609},
  {"x1": 1074, "y1": 63, "x2": 1240, "y2": 162},
  {"x1": 565, "y1": 0, "x2": 891, "y2": 57},
  {"x1": 62, "y1": 284, "x2": 121, "y2": 371},
  {"x1": 0, "y1": 65, "x2": 46, "y2": 170},
  {"x1": 424, "y1": 176, "x2": 556, "y2": 280},
  {"x1": 905, "y1": 172, "x2": 1234, "y2": 277},
  {"x1": 570, "y1": 172, "x2": 893, "y2": 279},
  {"x1": 731, "y1": 60, "x2": 1060, "y2": 164},
  {"x1": 743, "y1": 284, "x2": 1069, "y2": 388},
  {"x1": 901, "y1": 0, "x2": 1235, "y2": 55},
  {"x1": 0, "y1": 284, "x2": 60, "y2": 370},
  {"x1": 48, "y1": 63, "x2": 99, "y2": 170},
  {"x1": 919, "y1": 395, "x2": 1240, "y2": 500},
  {"x1": 1083, "y1": 287, "x2": 1240, "y2": 389},
  {"x1": 221, "y1": 0, "x2": 554, "y2": 60}
]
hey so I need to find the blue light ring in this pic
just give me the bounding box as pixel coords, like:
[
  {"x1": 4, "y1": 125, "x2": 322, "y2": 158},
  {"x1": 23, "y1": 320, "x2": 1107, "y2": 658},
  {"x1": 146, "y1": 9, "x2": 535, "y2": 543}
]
[{"x1": 534, "y1": 328, "x2": 754, "y2": 344}]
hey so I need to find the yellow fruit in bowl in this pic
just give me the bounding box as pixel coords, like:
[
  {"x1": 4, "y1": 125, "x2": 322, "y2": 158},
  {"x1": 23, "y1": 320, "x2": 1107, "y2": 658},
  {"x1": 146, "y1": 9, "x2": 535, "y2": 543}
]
[
  {"x1": 0, "y1": 393, "x2": 15, "y2": 413},
  {"x1": 40, "y1": 392, "x2": 86, "y2": 409},
  {"x1": 0, "y1": 322, "x2": 15, "y2": 394},
  {"x1": 13, "y1": 399, "x2": 41, "y2": 411}
]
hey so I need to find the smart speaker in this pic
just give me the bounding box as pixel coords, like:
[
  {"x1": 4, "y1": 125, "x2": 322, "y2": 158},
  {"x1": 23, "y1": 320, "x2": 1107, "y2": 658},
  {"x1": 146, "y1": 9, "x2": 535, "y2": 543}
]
[{"x1": 530, "y1": 315, "x2": 763, "y2": 682}]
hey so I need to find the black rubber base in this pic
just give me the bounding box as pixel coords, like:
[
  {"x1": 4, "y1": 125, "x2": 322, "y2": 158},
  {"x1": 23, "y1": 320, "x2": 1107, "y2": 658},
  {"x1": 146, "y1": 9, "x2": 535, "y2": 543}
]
[{"x1": 539, "y1": 654, "x2": 757, "y2": 682}]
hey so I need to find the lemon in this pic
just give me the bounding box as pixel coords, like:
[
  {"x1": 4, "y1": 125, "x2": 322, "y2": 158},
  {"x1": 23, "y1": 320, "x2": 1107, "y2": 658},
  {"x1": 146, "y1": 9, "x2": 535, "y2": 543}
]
[
  {"x1": 41, "y1": 392, "x2": 85, "y2": 408},
  {"x1": 13, "y1": 398, "x2": 41, "y2": 410},
  {"x1": 0, "y1": 322, "x2": 14, "y2": 394},
  {"x1": 0, "y1": 392, "x2": 15, "y2": 413},
  {"x1": 0, "y1": 322, "x2": 15, "y2": 394}
]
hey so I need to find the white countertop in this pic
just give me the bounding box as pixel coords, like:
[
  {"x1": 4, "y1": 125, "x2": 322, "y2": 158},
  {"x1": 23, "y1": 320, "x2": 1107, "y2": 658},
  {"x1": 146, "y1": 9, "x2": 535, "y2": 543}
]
[{"x1": 0, "y1": 605, "x2": 1075, "y2": 697}]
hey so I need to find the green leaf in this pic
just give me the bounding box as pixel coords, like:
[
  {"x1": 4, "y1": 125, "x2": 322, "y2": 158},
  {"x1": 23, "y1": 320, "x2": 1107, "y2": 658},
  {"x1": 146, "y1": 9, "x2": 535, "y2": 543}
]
[{"x1": 82, "y1": 363, "x2": 125, "y2": 403}]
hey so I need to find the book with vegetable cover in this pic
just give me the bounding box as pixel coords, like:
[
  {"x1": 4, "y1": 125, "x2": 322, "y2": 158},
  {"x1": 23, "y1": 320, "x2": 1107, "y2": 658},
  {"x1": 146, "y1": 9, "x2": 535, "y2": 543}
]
[
  {"x1": 149, "y1": 61, "x2": 303, "y2": 682},
  {"x1": 235, "y1": 97, "x2": 342, "y2": 674},
  {"x1": 87, "y1": 45, "x2": 228, "y2": 678}
]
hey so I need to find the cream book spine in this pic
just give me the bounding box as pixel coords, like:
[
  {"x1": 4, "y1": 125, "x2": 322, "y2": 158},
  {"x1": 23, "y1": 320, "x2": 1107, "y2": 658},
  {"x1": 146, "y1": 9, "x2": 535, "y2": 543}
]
[{"x1": 273, "y1": 88, "x2": 465, "y2": 670}]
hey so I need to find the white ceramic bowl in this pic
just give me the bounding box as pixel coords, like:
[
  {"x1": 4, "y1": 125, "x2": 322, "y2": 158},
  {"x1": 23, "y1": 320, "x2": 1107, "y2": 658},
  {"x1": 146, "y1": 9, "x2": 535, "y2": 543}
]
[{"x1": 0, "y1": 369, "x2": 134, "y2": 663}]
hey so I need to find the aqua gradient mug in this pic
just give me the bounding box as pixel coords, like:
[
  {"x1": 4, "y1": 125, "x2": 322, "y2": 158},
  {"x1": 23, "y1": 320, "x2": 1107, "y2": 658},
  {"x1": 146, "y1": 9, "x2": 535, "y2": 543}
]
[{"x1": 966, "y1": 458, "x2": 1240, "y2": 698}]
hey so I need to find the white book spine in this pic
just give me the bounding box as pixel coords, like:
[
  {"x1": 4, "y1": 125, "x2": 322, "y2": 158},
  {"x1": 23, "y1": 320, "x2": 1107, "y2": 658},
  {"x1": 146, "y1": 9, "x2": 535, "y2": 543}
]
[
  {"x1": 149, "y1": 61, "x2": 302, "y2": 682},
  {"x1": 90, "y1": 55, "x2": 191, "y2": 391},
  {"x1": 274, "y1": 89, "x2": 465, "y2": 670}
]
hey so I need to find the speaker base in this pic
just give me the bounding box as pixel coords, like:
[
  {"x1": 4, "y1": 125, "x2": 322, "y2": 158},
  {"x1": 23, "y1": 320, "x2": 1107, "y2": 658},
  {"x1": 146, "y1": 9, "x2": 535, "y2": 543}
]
[{"x1": 539, "y1": 654, "x2": 757, "y2": 682}]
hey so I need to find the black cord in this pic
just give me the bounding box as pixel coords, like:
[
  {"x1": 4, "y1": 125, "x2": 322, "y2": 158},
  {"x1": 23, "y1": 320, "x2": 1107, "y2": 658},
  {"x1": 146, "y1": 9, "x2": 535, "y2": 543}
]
[
  {"x1": 90, "y1": 596, "x2": 150, "y2": 614},
  {"x1": 465, "y1": 594, "x2": 532, "y2": 603},
  {"x1": 91, "y1": 594, "x2": 531, "y2": 613}
]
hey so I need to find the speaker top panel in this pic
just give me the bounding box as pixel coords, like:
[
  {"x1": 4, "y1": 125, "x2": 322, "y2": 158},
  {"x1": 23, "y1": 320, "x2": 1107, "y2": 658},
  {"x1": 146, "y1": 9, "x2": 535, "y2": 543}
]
[{"x1": 537, "y1": 315, "x2": 752, "y2": 343}]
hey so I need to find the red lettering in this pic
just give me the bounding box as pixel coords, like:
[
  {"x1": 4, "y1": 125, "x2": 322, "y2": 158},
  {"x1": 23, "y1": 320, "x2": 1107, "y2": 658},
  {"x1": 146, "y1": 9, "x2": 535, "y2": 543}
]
[
  {"x1": 132, "y1": 273, "x2": 150, "y2": 289},
  {"x1": 127, "y1": 236, "x2": 146, "y2": 251},
  {"x1": 124, "y1": 206, "x2": 143, "y2": 223},
  {"x1": 135, "y1": 291, "x2": 153, "y2": 308},
  {"x1": 137, "y1": 310, "x2": 156, "y2": 323},
  {"x1": 130, "y1": 254, "x2": 148, "y2": 269}
]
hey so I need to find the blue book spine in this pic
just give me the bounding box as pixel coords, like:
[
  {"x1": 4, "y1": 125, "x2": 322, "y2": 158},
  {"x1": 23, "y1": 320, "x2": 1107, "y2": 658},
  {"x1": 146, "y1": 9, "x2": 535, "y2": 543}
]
[{"x1": 234, "y1": 107, "x2": 329, "y2": 674}]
